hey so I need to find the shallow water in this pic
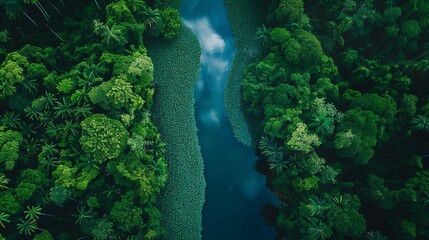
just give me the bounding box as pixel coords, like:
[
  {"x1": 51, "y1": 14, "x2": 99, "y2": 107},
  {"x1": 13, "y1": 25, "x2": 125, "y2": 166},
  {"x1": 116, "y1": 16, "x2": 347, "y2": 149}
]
[{"x1": 180, "y1": 0, "x2": 278, "y2": 239}]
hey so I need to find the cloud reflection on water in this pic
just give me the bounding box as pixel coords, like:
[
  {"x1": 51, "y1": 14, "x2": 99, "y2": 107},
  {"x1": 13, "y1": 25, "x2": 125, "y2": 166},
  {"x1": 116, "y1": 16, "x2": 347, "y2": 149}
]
[
  {"x1": 184, "y1": 18, "x2": 225, "y2": 53},
  {"x1": 185, "y1": 17, "x2": 230, "y2": 127}
]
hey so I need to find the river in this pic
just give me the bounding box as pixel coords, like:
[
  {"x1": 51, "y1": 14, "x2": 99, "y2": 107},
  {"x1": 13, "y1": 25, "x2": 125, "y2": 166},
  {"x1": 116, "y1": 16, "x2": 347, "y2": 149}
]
[{"x1": 180, "y1": 0, "x2": 278, "y2": 239}]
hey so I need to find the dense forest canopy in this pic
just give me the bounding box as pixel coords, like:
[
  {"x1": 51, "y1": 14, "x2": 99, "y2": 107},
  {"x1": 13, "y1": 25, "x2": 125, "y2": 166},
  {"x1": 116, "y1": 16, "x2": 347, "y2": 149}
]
[
  {"x1": 0, "y1": 0, "x2": 182, "y2": 239},
  {"x1": 243, "y1": 0, "x2": 429, "y2": 239},
  {"x1": 1, "y1": 0, "x2": 429, "y2": 239}
]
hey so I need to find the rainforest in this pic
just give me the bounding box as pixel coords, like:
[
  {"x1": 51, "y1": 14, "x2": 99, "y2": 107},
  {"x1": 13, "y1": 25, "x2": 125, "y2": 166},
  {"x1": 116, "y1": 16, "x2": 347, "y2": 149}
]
[{"x1": 0, "y1": 0, "x2": 428, "y2": 240}]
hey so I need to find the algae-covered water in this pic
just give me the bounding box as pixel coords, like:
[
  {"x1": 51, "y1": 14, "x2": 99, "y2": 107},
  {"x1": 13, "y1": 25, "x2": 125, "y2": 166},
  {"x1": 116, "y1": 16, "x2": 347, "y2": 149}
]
[{"x1": 180, "y1": 0, "x2": 278, "y2": 239}]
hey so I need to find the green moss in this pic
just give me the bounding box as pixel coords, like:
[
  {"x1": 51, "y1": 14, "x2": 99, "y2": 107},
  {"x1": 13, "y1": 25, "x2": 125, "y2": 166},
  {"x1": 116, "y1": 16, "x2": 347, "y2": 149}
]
[
  {"x1": 224, "y1": 0, "x2": 267, "y2": 145},
  {"x1": 146, "y1": 26, "x2": 204, "y2": 240}
]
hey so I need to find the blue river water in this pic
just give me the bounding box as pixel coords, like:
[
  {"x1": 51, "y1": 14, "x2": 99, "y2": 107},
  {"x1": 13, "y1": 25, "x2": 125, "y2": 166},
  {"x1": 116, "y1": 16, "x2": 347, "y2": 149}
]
[{"x1": 180, "y1": 0, "x2": 278, "y2": 239}]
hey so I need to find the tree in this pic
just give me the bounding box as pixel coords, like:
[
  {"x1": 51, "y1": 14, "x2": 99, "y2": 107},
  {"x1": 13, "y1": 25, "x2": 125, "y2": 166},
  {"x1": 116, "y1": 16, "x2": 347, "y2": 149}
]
[
  {"x1": 256, "y1": 25, "x2": 271, "y2": 47},
  {"x1": 17, "y1": 218, "x2": 37, "y2": 235},
  {"x1": 79, "y1": 114, "x2": 129, "y2": 162},
  {"x1": 89, "y1": 75, "x2": 144, "y2": 110},
  {"x1": 334, "y1": 130, "x2": 355, "y2": 149},
  {"x1": 334, "y1": 210, "x2": 366, "y2": 237},
  {"x1": 302, "y1": 152, "x2": 326, "y2": 175},
  {"x1": 0, "y1": 212, "x2": 10, "y2": 228},
  {"x1": 411, "y1": 113, "x2": 429, "y2": 132},
  {"x1": 0, "y1": 52, "x2": 29, "y2": 99},
  {"x1": 0, "y1": 111, "x2": 21, "y2": 129},
  {"x1": 110, "y1": 194, "x2": 143, "y2": 232},
  {"x1": 142, "y1": 6, "x2": 161, "y2": 28},
  {"x1": 336, "y1": 108, "x2": 378, "y2": 165},
  {"x1": 294, "y1": 29, "x2": 324, "y2": 65},
  {"x1": 161, "y1": 7, "x2": 181, "y2": 40},
  {"x1": 259, "y1": 136, "x2": 284, "y2": 162},
  {"x1": 92, "y1": 217, "x2": 114, "y2": 240},
  {"x1": 307, "y1": 219, "x2": 332, "y2": 240},
  {"x1": 24, "y1": 206, "x2": 52, "y2": 221},
  {"x1": 305, "y1": 196, "x2": 329, "y2": 217},
  {"x1": 0, "y1": 192, "x2": 20, "y2": 214},
  {"x1": 15, "y1": 182, "x2": 37, "y2": 202},
  {"x1": 259, "y1": 136, "x2": 286, "y2": 173},
  {"x1": 24, "y1": 206, "x2": 42, "y2": 220},
  {"x1": 0, "y1": 127, "x2": 23, "y2": 170},
  {"x1": 275, "y1": 0, "x2": 305, "y2": 24},
  {"x1": 73, "y1": 206, "x2": 93, "y2": 225},
  {"x1": 93, "y1": 20, "x2": 127, "y2": 48},
  {"x1": 33, "y1": 230, "x2": 54, "y2": 240},
  {"x1": 49, "y1": 185, "x2": 69, "y2": 207},
  {"x1": 287, "y1": 123, "x2": 321, "y2": 153},
  {"x1": 308, "y1": 113, "x2": 335, "y2": 138},
  {"x1": 365, "y1": 231, "x2": 388, "y2": 240},
  {"x1": 0, "y1": 174, "x2": 10, "y2": 190}
]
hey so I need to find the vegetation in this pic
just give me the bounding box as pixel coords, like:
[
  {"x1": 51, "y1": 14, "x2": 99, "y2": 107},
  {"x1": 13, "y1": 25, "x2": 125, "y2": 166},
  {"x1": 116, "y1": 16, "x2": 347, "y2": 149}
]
[
  {"x1": 147, "y1": 26, "x2": 205, "y2": 239},
  {"x1": 239, "y1": 0, "x2": 429, "y2": 239},
  {"x1": 0, "y1": 0, "x2": 183, "y2": 239},
  {"x1": 224, "y1": 0, "x2": 267, "y2": 145}
]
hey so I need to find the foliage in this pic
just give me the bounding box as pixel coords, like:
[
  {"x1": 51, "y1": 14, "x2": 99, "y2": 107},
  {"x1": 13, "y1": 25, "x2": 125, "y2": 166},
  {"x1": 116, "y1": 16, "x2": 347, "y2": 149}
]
[
  {"x1": 79, "y1": 114, "x2": 129, "y2": 162},
  {"x1": 0, "y1": 1, "x2": 170, "y2": 239},
  {"x1": 239, "y1": 0, "x2": 429, "y2": 239}
]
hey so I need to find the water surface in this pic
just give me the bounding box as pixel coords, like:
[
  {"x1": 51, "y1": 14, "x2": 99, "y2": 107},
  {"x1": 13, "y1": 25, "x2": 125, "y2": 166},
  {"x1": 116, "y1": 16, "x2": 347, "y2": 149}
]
[{"x1": 180, "y1": 0, "x2": 278, "y2": 239}]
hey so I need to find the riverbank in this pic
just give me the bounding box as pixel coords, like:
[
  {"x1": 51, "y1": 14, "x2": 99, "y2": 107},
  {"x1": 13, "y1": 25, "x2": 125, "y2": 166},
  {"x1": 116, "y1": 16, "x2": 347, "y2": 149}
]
[
  {"x1": 147, "y1": 26, "x2": 205, "y2": 240},
  {"x1": 224, "y1": 0, "x2": 267, "y2": 146}
]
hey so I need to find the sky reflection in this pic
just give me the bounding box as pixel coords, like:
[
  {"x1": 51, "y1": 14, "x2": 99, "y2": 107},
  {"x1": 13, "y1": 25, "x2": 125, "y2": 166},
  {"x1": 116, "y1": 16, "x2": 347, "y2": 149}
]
[{"x1": 181, "y1": 0, "x2": 278, "y2": 239}]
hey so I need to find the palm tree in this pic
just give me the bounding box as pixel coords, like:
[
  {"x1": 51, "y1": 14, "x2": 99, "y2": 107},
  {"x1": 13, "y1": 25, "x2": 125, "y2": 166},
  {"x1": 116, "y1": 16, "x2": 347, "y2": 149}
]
[
  {"x1": 103, "y1": 185, "x2": 120, "y2": 200},
  {"x1": 411, "y1": 113, "x2": 429, "y2": 132},
  {"x1": 365, "y1": 231, "x2": 387, "y2": 240},
  {"x1": 73, "y1": 207, "x2": 93, "y2": 225},
  {"x1": 268, "y1": 157, "x2": 287, "y2": 174},
  {"x1": 16, "y1": 218, "x2": 37, "y2": 235},
  {"x1": 22, "y1": 138, "x2": 40, "y2": 157},
  {"x1": 93, "y1": 20, "x2": 126, "y2": 47},
  {"x1": 329, "y1": 194, "x2": 349, "y2": 213},
  {"x1": 0, "y1": 174, "x2": 10, "y2": 190},
  {"x1": 256, "y1": 24, "x2": 271, "y2": 47},
  {"x1": 77, "y1": 154, "x2": 99, "y2": 169},
  {"x1": 62, "y1": 120, "x2": 79, "y2": 136},
  {"x1": 24, "y1": 206, "x2": 53, "y2": 221},
  {"x1": 41, "y1": 142, "x2": 59, "y2": 156},
  {"x1": 20, "y1": 122, "x2": 37, "y2": 137},
  {"x1": 308, "y1": 113, "x2": 334, "y2": 137},
  {"x1": 259, "y1": 136, "x2": 284, "y2": 162},
  {"x1": 285, "y1": 154, "x2": 304, "y2": 170},
  {"x1": 33, "y1": 190, "x2": 52, "y2": 206},
  {"x1": 149, "y1": 134, "x2": 166, "y2": 158},
  {"x1": 142, "y1": 6, "x2": 161, "y2": 28},
  {"x1": 419, "y1": 191, "x2": 429, "y2": 209},
  {"x1": 307, "y1": 219, "x2": 330, "y2": 240},
  {"x1": 39, "y1": 155, "x2": 60, "y2": 171},
  {"x1": 38, "y1": 111, "x2": 54, "y2": 127},
  {"x1": 21, "y1": 78, "x2": 39, "y2": 95},
  {"x1": 0, "y1": 212, "x2": 10, "y2": 228},
  {"x1": 71, "y1": 87, "x2": 90, "y2": 105},
  {"x1": 42, "y1": 92, "x2": 58, "y2": 109},
  {"x1": 54, "y1": 98, "x2": 73, "y2": 119},
  {"x1": 74, "y1": 103, "x2": 92, "y2": 119},
  {"x1": 24, "y1": 105, "x2": 41, "y2": 120},
  {"x1": 24, "y1": 206, "x2": 42, "y2": 220},
  {"x1": 46, "y1": 122, "x2": 64, "y2": 140},
  {"x1": 149, "y1": 158, "x2": 167, "y2": 175},
  {"x1": 0, "y1": 111, "x2": 21, "y2": 129},
  {"x1": 78, "y1": 71, "x2": 101, "y2": 89},
  {"x1": 306, "y1": 196, "x2": 329, "y2": 217},
  {"x1": 0, "y1": 80, "x2": 16, "y2": 97}
]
